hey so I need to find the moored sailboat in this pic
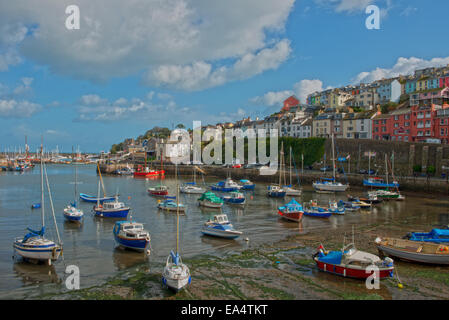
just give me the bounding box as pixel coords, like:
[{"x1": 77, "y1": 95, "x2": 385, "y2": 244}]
[
  {"x1": 63, "y1": 146, "x2": 84, "y2": 222},
  {"x1": 162, "y1": 184, "x2": 191, "y2": 292},
  {"x1": 13, "y1": 141, "x2": 62, "y2": 265},
  {"x1": 313, "y1": 133, "x2": 349, "y2": 193}
]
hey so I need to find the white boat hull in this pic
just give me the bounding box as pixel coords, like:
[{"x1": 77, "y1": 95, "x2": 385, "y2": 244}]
[
  {"x1": 13, "y1": 242, "x2": 61, "y2": 262},
  {"x1": 198, "y1": 200, "x2": 223, "y2": 208},
  {"x1": 313, "y1": 182, "x2": 349, "y2": 192},
  {"x1": 162, "y1": 263, "x2": 191, "y2": 291},
  {"x1": 201, "y1": 227, "x2": 242, "y2": 239},
  {"x1": 285, "y1": 187, "x2": 302, "y2": 196},
  {"x1": 180, "y1": 187, "x2": 205, "y2": 194}
]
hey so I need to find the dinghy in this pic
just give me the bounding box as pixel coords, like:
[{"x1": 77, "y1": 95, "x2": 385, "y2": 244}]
[
  {"x1": 405, "y1": 229, "x2": 449, "y2": 244},
  {"x1": 79, "y1": 193, "x2": 115, "y2": 203},
  {"x1": 158, "y1": 199, "x2": 186, "y2": 212},
  {"x1": 376, "y1": 237, "x2": 449, "y2": 265}
]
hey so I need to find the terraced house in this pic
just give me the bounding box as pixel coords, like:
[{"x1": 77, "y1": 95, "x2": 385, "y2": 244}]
[{"x1": 342, "y1": 111, "x2": 378, "y2": 139}]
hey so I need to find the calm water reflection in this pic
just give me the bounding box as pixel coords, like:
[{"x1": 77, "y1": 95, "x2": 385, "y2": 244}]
[{"x1": 0, "y1": 164, "x2": 449, "y2": 298}]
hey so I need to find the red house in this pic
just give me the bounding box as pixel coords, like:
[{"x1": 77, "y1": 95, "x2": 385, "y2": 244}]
[{"x1": 282, "y1": 95, "x2": 300, "y2": 112}]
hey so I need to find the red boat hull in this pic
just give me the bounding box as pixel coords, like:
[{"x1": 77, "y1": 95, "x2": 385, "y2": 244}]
[
  {"x1": 277, "y1": 210, "x2": 303, "y2": 222},
  {"x1": 148, "y1": 190, "x2": 168, "y2": 196},
  {"x1": 134, "y1": 170, "x2": 165, "y2": 177},
  {"x1": 314, "y1": 258, "x2": 393, "y2": 279}
]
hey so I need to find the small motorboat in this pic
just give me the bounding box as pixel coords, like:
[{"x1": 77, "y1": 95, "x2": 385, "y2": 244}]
[
  {"x1": 94, "y1": 197, "x2": 130, "y2": 218},
  {"x1": 211, "y1": 177, "x2": 241, "y2": 192},
  {"x1": 376, "y1": 237, "x2": 449, "y2": 265},
  {"x1": 148, "y1": 185, "x2": 169, "y2": 196},
  {"x1": 180, "y1": 182, "x2": 205, "y2": 194},
  {"x1": 368, "y1": 189, "x2": 402, "y2": 201},
  {"x1": 405, "y1": 229, "x2": 449, "y2": 244},
  {"x1": 277, "y1": 199, "x2": 303, "y2": 222},
  {"x1": 313, "y1": 243, "x2": 394, "y2": 279},
  {"x1": 363, "y1": 177, "x2": 399, "y2": 189},
  {"x1": 157, "y1": 199, "x2": 186, "y2": 212},
  {"x1": 79, "y1": 193, "x2": 115, "y2": 203},
  {"x1": 134, "y1": 165, "x2": 164, "y2": 177},
  {"x1": 113, "y1": 220, "x2": 150, "y2": 251},
  {"x1": 349, "y1": 198, "x2": 371, "y2": 210},
  {"x1": 221, "y1": 192, "x2": 245, "y2": 205},
  {"x1": 347, "y1": 194, "x2": 382, "y2": 204},
  {"x1": 198, "y1": 191, "x2": 223, "y2": 208},
  {"x1": 63, "y1": 203, "x2": 84, "y2": 222},
  {"x1": 327, "y1": 200, "x2": 346, "y2": 215},
  {"x1": 267, "y1": 185, "x2": 286, "y2": 198},
  {"x1": 201, "y1": 214, "x2": 243, "y2": 239},
  {"x1": 338, "y1": 200, "x2": 360, "y2": 211},
  {"x1": 239, "y1": 179, "x2": 255, "y2": 190},
  {"x1": 31, "y1": 203, "x2": 41, "y2": 209},
  {"x1": 162, "y1": 251, "x2": 191, "y2": 292},
  {"x1": 303, "y1": 200, "x2": 332, "y2": 218},
  {"x1": 115, "y1": 166, "x2": 135, "y2": 175}
]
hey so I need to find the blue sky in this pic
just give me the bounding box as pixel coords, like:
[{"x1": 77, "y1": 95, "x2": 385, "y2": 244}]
[{"x1": 0, "y1": 0, "x2": 448, "y2": 152}]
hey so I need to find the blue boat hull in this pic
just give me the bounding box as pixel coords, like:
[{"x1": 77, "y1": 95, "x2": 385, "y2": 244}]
[
  {"x1": 94, "y1": 208, "x2": 129, "y2": 218},
  {"x1": 114, "y1": 234, "x2": 149, "y2": 250},
  {"x1": 241, "y1": 185, "x2": 255, "y2": 190},
  {"x1": 267, "y1": 191, "x2": 286, "y2": 198},
  {"x1": 63, "y1": 214, "x2": 83, "y2": 222},
  {"x1": 79, "y1": 193, "x2": 115, "y2": 203},
  {"x1": 222, "y1": 198, "x2": 245, "y2": 204},
  {"x1": 211, "y1": 186, "x2": 239, "y2": 192},
  {"x1": 363, "y1": 180, "x2": 399, "y2": 188},
  {"x1": 304, "y1": 211, "x2": 332, "y2": 218}
]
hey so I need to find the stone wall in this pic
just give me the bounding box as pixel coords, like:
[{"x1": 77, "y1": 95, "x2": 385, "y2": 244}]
[{"x1": 330, "y1": 139, "x2": 449, "y2": 177}]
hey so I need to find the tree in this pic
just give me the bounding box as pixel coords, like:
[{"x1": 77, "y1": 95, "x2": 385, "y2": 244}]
[{"x1": 176, "y1": 123, "x2": 186, "y2": 129}]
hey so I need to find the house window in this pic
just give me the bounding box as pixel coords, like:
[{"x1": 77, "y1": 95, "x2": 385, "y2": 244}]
[
  {"x1": 405, "y1": 115, "x2": 410, "y2": 120},
  {"x1": 441, "y1": 129, "x2": 445, "y2": 135},
  {"x1": 405, "y1": 122, "x2": 410, "y2": 127},
  {"x1": 441, "y1": 119, "x2": 445, "y2": 125},
  {"x1": 394, "y1": 123, "x2": 399, "y2": 127},
  {"x1": 394, "y1": 115, "x2": 399, "y2": 120},
  {"x1": 404, "y1": 136, "x2": 409, "y2": 142}
]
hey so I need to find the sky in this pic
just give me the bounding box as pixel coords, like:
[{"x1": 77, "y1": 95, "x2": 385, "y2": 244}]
[{"x1": 0, "y1": 0, "x2": 449, "y2": 153}]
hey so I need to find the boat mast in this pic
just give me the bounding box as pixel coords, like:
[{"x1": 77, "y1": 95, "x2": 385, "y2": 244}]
[
  {"x1": 40, "y1": 136, "x2": 45, "y2": 228},
  {"x1": 385, "y1": 153, "x2": 389, "y2": 185},
  {"x1": 278, "y1": 142, "x2": 283, "y2": 187},
  {"x1": 332, "y1": 133, "x2": 335, "y2": 182},
  {"x1": 97, "y1": 162, "x2": 107, "y2": 197},
  {"x1": 176, "y1": 164, "x2": 179, "y2": 255},
  {"x1": 289, "y1": 147, "x2": 292, "y2": 186}
]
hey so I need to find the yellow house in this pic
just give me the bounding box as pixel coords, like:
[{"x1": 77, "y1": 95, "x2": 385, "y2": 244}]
[{"x1": 416, "y1": 78, "x2": 428, "y2": 92}]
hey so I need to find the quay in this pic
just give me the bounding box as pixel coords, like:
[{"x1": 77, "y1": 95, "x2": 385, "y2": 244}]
[{"x1": 98, "y1": 162, "x2": 449, "y2": 195}]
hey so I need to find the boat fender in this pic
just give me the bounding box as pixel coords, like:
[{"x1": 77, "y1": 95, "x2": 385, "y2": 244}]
[{"x1": 52, "y1": 247, "x2": 57, "y2": 259}]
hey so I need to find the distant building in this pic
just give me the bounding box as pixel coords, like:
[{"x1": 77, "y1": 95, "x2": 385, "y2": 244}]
[{"x1": 282, "y1": 95, "x2": 300, "y2": 112}]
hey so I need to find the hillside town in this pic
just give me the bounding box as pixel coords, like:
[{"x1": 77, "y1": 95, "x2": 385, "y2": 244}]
[{"x1": 113, "y1": 64, "x2": 449, "y2": 161}]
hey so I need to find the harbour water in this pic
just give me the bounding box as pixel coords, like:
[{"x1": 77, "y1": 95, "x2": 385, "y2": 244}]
[{"x1": 1, "y1": 164, "x2": 449, "y2": 299}]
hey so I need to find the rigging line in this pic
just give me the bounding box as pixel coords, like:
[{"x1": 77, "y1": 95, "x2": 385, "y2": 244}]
[
  {"x1": 43, "y1": 162, "x2": 62, "y2": 246},
  {"x1": 334, "y1": 138, "x2": 348, "y2": 183}
]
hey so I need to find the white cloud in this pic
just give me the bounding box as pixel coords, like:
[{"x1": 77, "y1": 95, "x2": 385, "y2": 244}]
[
  {"x1": 145, "y1": 39, "x2": 291, "y2": 90},
  {"x1": 13, "y1": 77, "x2": 33, "y2": 95},
  {"x1": 250, "y1": 90, "x2": 294, "y2": 106},
  {"x1": 80, "y1": 94, "x2": 107, "y2": 106},
  {"x1": 352, "y1": 56, "x2": 449, "y2": 84},
  {"x1": 0, "y1": 22, "x2": 28, "y2": 71},
  {"x1": 293, "y1": 79, "x2": 328, "y2": 103},
  {"x1": 0, "y1": 99, "x2": 41, "y2": 118},
  {"x1": 1, "y1": 0, "x2": 295, "y2": 89}
]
